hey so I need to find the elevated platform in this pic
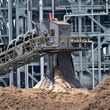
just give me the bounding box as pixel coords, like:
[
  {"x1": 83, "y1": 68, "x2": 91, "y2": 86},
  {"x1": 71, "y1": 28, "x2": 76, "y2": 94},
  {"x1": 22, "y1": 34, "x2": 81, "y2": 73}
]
[{"x1": 0, "y1": 35, "x2": 91, "y2": 76}]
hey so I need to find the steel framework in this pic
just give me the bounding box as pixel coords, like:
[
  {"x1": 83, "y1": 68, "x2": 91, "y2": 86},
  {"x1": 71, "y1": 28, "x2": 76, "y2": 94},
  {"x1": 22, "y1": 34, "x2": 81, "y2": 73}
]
[{"x1": 0, "y1": 0, "x2": 110, "y2": 89}]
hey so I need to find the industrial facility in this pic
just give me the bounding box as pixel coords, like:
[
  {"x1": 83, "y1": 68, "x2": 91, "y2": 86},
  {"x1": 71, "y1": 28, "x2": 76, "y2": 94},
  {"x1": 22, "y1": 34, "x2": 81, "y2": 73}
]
[
  {"x1": 0, "y1": 0, "x2": 110, "y2": 110},
  {"x1": 0, "y1": 0, "x2": 109, "y2": 90}
]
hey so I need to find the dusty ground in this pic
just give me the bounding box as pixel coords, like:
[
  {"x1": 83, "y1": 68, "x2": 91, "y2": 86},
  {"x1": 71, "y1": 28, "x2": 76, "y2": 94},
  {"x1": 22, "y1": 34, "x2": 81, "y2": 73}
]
[{"x1": 0, "y1": 77, "x2": 110, "y2": 110}]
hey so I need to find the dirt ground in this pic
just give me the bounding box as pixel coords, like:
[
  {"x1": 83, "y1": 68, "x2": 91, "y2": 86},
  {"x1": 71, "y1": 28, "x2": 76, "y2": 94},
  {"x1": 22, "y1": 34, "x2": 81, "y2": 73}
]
[{"x1": 0, "y1": 77, "x2": 110, "y2": 110}]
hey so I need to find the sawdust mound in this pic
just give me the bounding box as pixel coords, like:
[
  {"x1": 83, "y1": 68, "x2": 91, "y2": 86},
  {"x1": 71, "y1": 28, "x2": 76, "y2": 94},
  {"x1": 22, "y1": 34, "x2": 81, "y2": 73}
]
[
  {"x1": 81, "y1": 76, "x2": 110, "y2": 110},
  {"x1": 0, "y1": 86, "x2": 89, "y2": 110},
  {"x1": 34, "y1": 66, "x2": 82, "y2": 92},
  {"x1": 1, "y1": 72, "x2": 110, "y2": 109}
]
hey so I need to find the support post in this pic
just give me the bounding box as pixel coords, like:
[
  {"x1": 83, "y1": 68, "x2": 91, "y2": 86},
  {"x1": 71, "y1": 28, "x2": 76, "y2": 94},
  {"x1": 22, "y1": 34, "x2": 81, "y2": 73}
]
[
  {"x1": 52, "y1": 0, "x2": 54, "y2": 19},
  {"x1": 91, "y1": 0, "x2": 94, "y2": 33},
  {"x1": 78, "y1": 0, "x2": 83, "y2": 85},
  {"x1": 92, "y1": 42, "x2": 95, "y2": 88},
  {"x1": 32, "y1": 66, "x2": 34, "y2": 87},
  {"x1": 16, "y1": 0, "x2": 21, "y2": 88},
  {"x1": 25, "y1": 64, "x2": 29, "y2": 88},
  {"x1": 27, "y1": 0, "x2": 32, "y2": 31},
  {"x1": 39, "y1": 0, "x2": 44, "y2": 80},
  {"x1": 98, "y1": 35, "x2": 101, "y2": 83},
  {"x1": 91, "y1": 1, "x2": 94, "y2": 87},
  {"x1": 8, "y1": 0, "x2": 13, "y2": 86}
]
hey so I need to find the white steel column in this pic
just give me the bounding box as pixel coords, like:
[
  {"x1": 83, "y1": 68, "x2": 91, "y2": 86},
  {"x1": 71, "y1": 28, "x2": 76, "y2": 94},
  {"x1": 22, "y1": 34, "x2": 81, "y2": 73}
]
[
  {"x1": 32, "y1": 66, "x2": 34, "y2": 87},
  {"x1": 91, "y1": 0, "x2": 94, "y2": 33},
  {"x1": 52, "y1": 0, "x2": 54, "y2": 19},
  {"x1": 92, "y1": 42, "x2": 95, "y2": 88},
  {"x1": 98, "y1": 35, "x2": 101, "y2": 83},
  {"x1": 78, "y1": 0, "x2": 83, "y2": 85},
  {"x1": 39, "y1": 0, "x2": 44, "y2": 80},
  {"x1": 24, "y1": 0, "x2": 32, "y2": 88},
  {"x1": 8, "y1": 0, "x2": 13, "y2": 42},
  {"x1": 75, "y1": 17, "x2": 77, "y2": 32},
  {"x1": 16, "y1": 0, "x2": 21, "y2": 88},
  {"x1": 106, "y1": 0, "x2": 108, "y2": 14},
  {"x1": 108, "y1": 44, "x2": 110, "y2": 55},
  {"x1": 8, "y1": 0, "x2": 13, "y2": 86},
  {"x1": 25, "y1": 64, "x2": 29, "y2": 88},
  {"x1": 27, "y1": 0, "x2": 32, "y2": 31}
]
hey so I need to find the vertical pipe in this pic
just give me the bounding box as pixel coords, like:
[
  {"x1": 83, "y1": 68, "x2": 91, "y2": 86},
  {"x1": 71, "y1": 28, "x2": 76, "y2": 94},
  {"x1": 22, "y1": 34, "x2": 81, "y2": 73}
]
[
  {"x1": 106, "y1": 0, "x2": 108, "y2": 14},
  {"x1": 75, "y1": 17, "x2": 77, "y2": 32},
  {"x1": 91, "y1": 0, "x2": 94, "y2": 33},
  {"x1": 32, "y1": 66, "x2": 34, "y2": 87},
  {"x1": 52, "y1": 0, "x2": 54, "y2": 19},
  {"x1": 16, "y1": 0, "x2": 21, "y2": 88},
  {"x1": 8, "y1": 0, "x2": 13, "y2": 42},
  {"x1": 78, "y1": 0, "x2": 83, "y2": 85},
  {"x1": 79, "y1": 17, "x2": 83, "y2": 85},
  {"x1": 40, "y1": 57, "x2": 44, "y2": 80},
  {"x1": 17, "y1": 68, "x2": 21, "y2": 88},
  {"x1": 25, "y1": 64, "x2": 29, "y2": 88},
  {"x1": 39, "y1": 0, "x2": 44, "y2": 80},
  {"x1": 39, "y1": 0, "x2": 43, "y2": 24},
  {"x1": 27, "y1": 0, "x2": 32, "y2": 31},
  {"x1": 8, "y1": 0, "x2": 13, "y2": 86},
  {"x1": 108, "y1": 44, "x2": 110, "y2": 55},
  {"x1": 98, "y1": 35, "x2": 101, "y2": 83},
  {"x1": 16, "y1": 0, "x2": 19, "y2": 36},
  {"x1": 24, "y1": 0, "x2": 32, "y2": 88},
  {"x1": 91, "y1": 1, "x2": 94, "y2": 83},
  {"x1": 92, "y1": 42, "x2": 95, "y2": 88}
]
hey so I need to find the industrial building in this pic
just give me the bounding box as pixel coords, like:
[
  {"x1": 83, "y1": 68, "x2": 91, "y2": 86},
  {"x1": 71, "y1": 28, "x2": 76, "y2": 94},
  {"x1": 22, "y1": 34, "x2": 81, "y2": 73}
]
[{"x1": 0, "y1": 0, "x2": 110, "y2": 89}]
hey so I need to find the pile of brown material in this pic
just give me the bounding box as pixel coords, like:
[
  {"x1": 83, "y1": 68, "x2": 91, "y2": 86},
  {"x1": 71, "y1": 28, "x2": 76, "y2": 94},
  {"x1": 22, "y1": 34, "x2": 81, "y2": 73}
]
[
  {"x1": 34, "y1": 66, "x2": 73, "y2": 92},
  {"x1": 81, "y1": 76, "x2": 110, "y2": 110},
  {"x1": 1, "y1": 76, "x2": 110, "y2": 110},
  {"x1": 34, "y1": 66, "x2": 82, "y2": 92},
  {"x1": 0, "y1": 86, "x2": 89, "y2": 110}
]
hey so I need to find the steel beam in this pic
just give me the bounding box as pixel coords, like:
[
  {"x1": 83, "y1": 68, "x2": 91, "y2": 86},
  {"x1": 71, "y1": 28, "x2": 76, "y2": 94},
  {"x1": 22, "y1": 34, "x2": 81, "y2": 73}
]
[
  {"x1": 16, "y1": 0, "x2": 21, "y2": 88},
  {"x1": 52, "y1": 0, "x2": 54, "y2": 19},
  {"x1": 27, "y1": 0, "x2": 32, "y2": 31},
  {"x1": 92, "y1": 42, "x2": 95, "y2": 88},
  {"x1": 8, "y1": 0, "x2": 13, "y2": 86},
  {"x1": 39, "y1": 0, "x2": 44, "y2": 80},
  {"x1": 25, "y1": 64, "x2": 29, "y2": 88},
  {"x1": 98, "y1": 35, "x2": 101, "y2": 83},
  {"x1": 78, "y1": 0, "x2": 83, "y2": 85}
]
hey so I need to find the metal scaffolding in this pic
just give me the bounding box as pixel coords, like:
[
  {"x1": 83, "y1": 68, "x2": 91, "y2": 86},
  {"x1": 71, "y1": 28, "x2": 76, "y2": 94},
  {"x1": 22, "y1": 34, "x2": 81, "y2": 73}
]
[{"x1": 0, "y1": 0, "x2": 110, "y2": 89}]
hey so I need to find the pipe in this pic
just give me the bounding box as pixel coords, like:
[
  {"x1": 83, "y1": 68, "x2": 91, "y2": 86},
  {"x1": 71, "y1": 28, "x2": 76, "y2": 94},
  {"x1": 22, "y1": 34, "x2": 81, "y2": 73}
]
[
  {"x1": 27, "y1": 0, "x2": 32, "y2": 31},
  {"x1": 8, "y1": 0, "x2": 13, "y2": 86},
  {"x1": 92, "y1": 42, "x2": 95, "y2": 88},
  {"x1": 52, "y1": 0, "x2": 54, "y2": 19},
  {"x1": 39, "y1": 0, "x2": 44, "y2": 80}
]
